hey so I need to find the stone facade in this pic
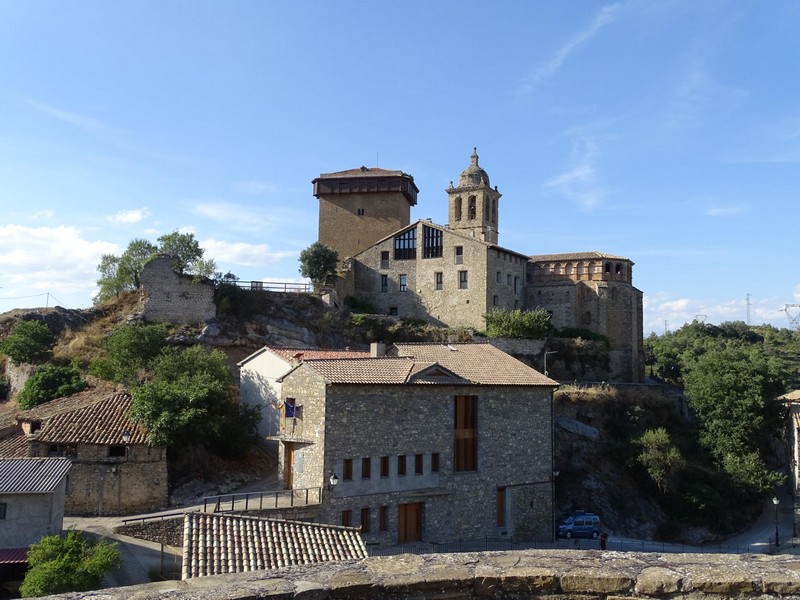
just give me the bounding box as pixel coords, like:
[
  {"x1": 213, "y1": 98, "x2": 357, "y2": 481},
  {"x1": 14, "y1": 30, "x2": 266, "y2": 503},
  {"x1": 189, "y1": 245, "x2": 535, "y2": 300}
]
[
  {"x1": 319, "y1": 150, "x2": 645, "y2": 382},
  {"x1": 313, "y1": 166, "x2": 418, "y2": 261},
  {"x1": 140, "y1": 254, "x2": 216, "y2": 325},
  {"x1": 274, "y1": 343, "x2": 557, "y2": 546}
]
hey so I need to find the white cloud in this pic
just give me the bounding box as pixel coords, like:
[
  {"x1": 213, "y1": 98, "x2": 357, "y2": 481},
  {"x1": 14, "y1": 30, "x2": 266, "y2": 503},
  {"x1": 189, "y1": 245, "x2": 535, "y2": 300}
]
[
  {"x1": 201, "y1": 238, "x2": 296, "y2": 268},
  {"x1": 544, "y1": 161, "x2": 604, "y2": 209},
  {"x1": 704, "y1": 205, "x2": 744, "y2": 217},
  {"x1": 519, "y1": 2, "x2": 623, "y2": 93},
  {"x1": 0, "y1": 225, "x2": 118, "y2": 306},
  {"x1": 236, "y1": 180, "x2": 277, "y2": 195},
  {"x1": 27, "y1": 100, "x2": 115, "y2": 137},
  {"x1": 31, "y1": 209, "x2": 54, "y2": 219},
  {"x1": 106, "y1": 208, "x2": 151, "y2": 224}
]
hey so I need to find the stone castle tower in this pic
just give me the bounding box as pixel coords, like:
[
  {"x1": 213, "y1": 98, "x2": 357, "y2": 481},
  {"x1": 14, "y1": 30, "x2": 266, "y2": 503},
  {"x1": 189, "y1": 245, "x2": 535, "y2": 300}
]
[
  {"x1": 313, "y1": 166, "x2": 418, "y2": 261},
  {"x1": 446, "y1": 148, "x2": 501, "y2": 244}
]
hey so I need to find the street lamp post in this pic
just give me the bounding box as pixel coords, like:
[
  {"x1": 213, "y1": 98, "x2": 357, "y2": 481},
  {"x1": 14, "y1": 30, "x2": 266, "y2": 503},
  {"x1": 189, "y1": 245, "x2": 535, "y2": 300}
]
[
  {"x1": 773, "y1": 496, "x2": 780, "y2": 547},
  {"x1": 544, "y1": 351, "x2": 558, "y2": 377}
]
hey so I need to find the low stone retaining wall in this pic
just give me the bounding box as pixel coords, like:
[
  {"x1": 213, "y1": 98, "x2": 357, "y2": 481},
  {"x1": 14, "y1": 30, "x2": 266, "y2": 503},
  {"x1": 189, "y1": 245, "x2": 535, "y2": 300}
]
[{"x1": 48, "y1": 548, "x2": 800, "y2": 599}]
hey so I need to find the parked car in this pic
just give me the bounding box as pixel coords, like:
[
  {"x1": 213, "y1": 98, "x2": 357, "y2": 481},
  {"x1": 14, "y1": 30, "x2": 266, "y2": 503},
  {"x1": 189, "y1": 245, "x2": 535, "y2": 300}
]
[{"x1": 556, "y1": 511, "x2": 601, "y2": 539}]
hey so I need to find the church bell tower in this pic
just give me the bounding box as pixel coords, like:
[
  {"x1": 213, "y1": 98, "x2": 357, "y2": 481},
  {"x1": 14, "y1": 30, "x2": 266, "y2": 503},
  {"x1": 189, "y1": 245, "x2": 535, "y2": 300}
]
[{"x1": 446, "y1": 148, "x2": 501, "y2": 244}]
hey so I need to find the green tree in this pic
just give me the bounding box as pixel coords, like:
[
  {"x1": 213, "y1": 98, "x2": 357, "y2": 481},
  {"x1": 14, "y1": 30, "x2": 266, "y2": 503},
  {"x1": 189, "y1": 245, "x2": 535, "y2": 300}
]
[
  {"x1": 94, "y1": 232, "x2": 216, "y2": 304},
  {"x1": 89, "y1": 323, "x2": 169, "y2": 383},
  {"x1": 19, "y1": 530, "x2": 120, "y2": 597},
  {"x1": 482, "y1": 308, "x2": 552, "y2": 339},
  {"x1": 129, "y1": 345, "x2": 259, "y2": 457},
  {"x1": 683, "y1": 344, "x2": 786, "y2": 493},
  {"x1": 157, "y1": 230, "x2": 217, "y2": 278},
  {"x1": 0, "y1": 320, "x2": 55, "y2": 365},
  {"x1": 634, "y1": 428, "x2": 685, "y2": 494},
  {"x1": 17, "y1": 365, "x2": 87, "y2": 409},
  {"x1": 298, "y1": 242, "x2": 339, "y2": 290}
]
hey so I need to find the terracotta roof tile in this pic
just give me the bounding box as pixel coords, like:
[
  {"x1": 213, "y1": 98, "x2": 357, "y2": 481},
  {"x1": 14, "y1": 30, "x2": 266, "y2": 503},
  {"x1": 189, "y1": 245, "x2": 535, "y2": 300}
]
[
  {"x1": 528, "y1": 251, "x2": 630, "y2": 262},
  {"x1": 300, "y1": 358, "x2": 416, "y2": 384},
  {"x1": 181, "y1": 512, "x2": 366, "y2": 579},
  {"x1": 0, "y1": 432, "x2": 29, "y2": 458},
  {"x1": 19, "y1": 392, "x2": 148, "y2": 446}
]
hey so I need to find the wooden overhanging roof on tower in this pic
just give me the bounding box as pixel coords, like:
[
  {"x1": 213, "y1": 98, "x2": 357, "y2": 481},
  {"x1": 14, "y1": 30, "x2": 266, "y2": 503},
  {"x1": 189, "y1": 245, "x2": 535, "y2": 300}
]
[{"x1": 312, "y1": 166, "x2": 418, "y2": 205}]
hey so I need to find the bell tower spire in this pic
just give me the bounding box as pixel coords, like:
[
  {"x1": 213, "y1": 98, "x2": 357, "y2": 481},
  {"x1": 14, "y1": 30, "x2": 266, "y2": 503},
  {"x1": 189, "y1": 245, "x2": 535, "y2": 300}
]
[{"x1": 446, "y1": 148, "x2": 501, "y2": 244}]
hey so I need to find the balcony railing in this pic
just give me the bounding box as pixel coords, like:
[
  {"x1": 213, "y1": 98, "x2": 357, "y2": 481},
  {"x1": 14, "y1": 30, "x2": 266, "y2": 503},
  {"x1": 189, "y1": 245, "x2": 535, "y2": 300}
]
[{"x1": 202, "y1": 487, "x2": 322, "y2": 513}]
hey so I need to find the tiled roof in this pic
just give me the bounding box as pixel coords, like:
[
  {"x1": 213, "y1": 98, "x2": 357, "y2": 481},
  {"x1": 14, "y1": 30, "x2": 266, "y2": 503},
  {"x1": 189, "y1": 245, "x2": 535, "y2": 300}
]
[
  {"x1": 0, "y1": 432, "x2": 29, "y2": 458},
  {"x1": 293, "y1": 344, "x2": 556, "y2": 387},
  {"x1": 182, "y1": 512, "x2": 366, "y2": 580},
  {"x1": 0, "y1": 457, "x2": 71, "y2": 493},
  {"x1": 392, "y1": 342, "x2": 557, "y2": 386},
  {"x1": 18, "y1": 392, "x2": 148, "y2": 446},
  {"x1": 528, "y1": 251, "x2": 629, "y2": 262},
  {"x1": 315, "y1": 166, "x2": 410, "y2": 179},
  {"x1": 239, "y1": 346, "x2": 370, "y2": 367}
]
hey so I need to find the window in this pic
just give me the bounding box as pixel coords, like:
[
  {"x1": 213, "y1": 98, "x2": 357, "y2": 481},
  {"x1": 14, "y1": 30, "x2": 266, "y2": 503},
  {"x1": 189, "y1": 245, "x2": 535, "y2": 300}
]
[
  {"x1": 415, "y1": 454, "x2": 423, "y2": 475},
  {"x1": 284, "y1": 397, "x2": 296, "y2": 419},
  {"x1": 108, "y1": 445, "x2": 126, "y2": 458},
  {"x1": 362, "y1": 457, "x2": 371, "y2": 479},
  {"x1": 399, "y1": 274, "x2": 407, "y2": 292},
  {"x1": 48, "y1": 444, "x2": 77, "y2": 458},
  {"x1": 389, "y1": 307, "x2": 398, "y2": 316},
  {"x1": 514, "y1": 276, "x2": 519, "y2": 294},
  {"x1": 454, "y1": 395, "x2": 478, "y2": 471},
  {"x1": 357, "y1": 208, "x2": 365, "y2": 216},
  {"x1": 397, "y1": 454, "x2": 407, "y2": 476},
  {"x1": 454, "y1": 246, "x2": 463, "y2": 265},
  {"x1": 496, "y1": 271, "x2": 501, "y2": 283},
  {"x1": 431, "y1": 452, "x2": 440, "y2": 473},
  {"x1": 394, "y1": 229, "x2": 416, "y2": 260},
  {"x1": 380, "y1": 251, "x2": 390, "y2": 269},
  {"x1": 381, "y1": 274, "x2": 388, "y2": 293},
  {"x1": 380, "y1": 456, "x2": 389, "y2": 477},
  {"x1": 434, "y1": 272, "x2": 443, "y2": 290},
  {"x1": 361, "y1": 507, "x2": 371, "y2": 533},
  {"x1": 454, "y1": 197, "x2": 462, "y2": 221},
  {"x1": 507, "y1": 274, "x2": 512, "y2": 286},
  {"x1": 422, "y1": 225, "x2": 443, "y2": 258},
  {"x1": 343, "y1": 458, "x2": 353, "y2": 481},
  {"x1": 458, "y1": 270, "x2": 468, "y2": 289},
  {"x1": 0, "y1": 503, "x2": 6, "y2": 520},
  {"x1": 468, "y1": 196, "x2": 476, "y2": 220},
  {"x1": 497, "y1": 487, "x2": 506, "y2": 527},
  {"x1": 379, "y1": 505, "x2": 388, "y2": 531},
  {"x1": 492, "y1": 295, "x2": 498, "y2": 306},
  {"x1": 342, "y1": 510, "x2": 352, "y2": 527}
]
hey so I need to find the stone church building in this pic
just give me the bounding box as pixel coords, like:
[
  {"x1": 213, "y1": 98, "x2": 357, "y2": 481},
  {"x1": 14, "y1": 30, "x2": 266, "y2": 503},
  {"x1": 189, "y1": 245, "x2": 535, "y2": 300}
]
[{"x1": 315, "y1": 149, "x2": 643, "y2": 382}]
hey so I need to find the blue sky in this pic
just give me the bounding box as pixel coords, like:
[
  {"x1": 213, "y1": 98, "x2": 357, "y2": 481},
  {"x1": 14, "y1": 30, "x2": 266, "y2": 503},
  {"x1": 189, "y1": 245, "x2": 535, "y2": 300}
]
[{"x1": 1, "y1": 1, "x2": 799, "y2": 335}]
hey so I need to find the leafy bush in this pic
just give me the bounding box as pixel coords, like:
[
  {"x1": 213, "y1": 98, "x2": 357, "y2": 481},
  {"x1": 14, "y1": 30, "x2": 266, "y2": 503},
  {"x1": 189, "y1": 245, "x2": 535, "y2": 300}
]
[
  {"x1": 0, "y1": 320, "x2": 55, "y2": 364},
  {"x1": 20, "y1": 530, "x2": 120, "y2": 597},
  {"x1": 298, "y1": 242, "x2": 338, "y2": 290},
  {"x1": 17, "y1": 365, "x2": 87, "y2": 409},
  {"x1": 483, "y1": 308, "x2": 552, "y2": 339},
  {"x1": 88, "y1": 323, "x2": 168, "y2": 383},
  {"x1": 634, "y1": 428, "x2": 685, "y2": 494},
  {"x1": 130, "y1": 345, "x2": 259, "y2": 458}
]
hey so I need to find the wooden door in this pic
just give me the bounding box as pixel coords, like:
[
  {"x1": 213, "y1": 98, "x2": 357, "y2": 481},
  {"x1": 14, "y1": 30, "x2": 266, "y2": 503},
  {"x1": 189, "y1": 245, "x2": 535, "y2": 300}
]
[
  {"x1": 398, "y1": 502, "x2": 423, "y2": 544},
  {"x1": 285, "y1": 442, "x2": 294, "y2": 488}
]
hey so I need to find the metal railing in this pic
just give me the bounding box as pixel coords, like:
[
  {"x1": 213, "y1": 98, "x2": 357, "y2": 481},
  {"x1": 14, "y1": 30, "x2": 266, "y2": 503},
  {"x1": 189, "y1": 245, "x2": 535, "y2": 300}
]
[
  {"x1": 202, "y1": 487, "x2": 322, "y2": 513},
  {"x1": 219, "y1": 280, "x2": 312, "y2": 293},
  {"x1": 121, "y1": 511, "x2": 186, "y2": 526}
]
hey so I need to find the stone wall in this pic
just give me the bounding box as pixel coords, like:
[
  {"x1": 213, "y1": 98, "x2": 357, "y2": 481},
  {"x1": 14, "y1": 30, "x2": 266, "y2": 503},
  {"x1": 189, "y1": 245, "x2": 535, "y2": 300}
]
[
  {"x1": 48, "y1": 549, "x2": 800, "y2": 599},
  {"x1": 140, "y1": 255, "x2": 216, "y2": 325}
]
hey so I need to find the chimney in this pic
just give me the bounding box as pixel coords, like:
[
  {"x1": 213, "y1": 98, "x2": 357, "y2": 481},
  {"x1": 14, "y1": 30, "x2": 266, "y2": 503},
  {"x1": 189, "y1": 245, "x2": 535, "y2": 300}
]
[{"x1": 370, "y1": 341, "x2": 386, "y2": 358}]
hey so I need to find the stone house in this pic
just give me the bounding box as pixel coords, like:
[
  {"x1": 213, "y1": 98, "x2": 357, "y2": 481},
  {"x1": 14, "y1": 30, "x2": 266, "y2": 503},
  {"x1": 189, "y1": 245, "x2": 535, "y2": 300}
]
[
  {"x1": 238, "y1": 347, "x2": 370, "y2": 442},
  {"x1": 0, "y1": 457, "x2": 71, "y2": 548},
  {"x1": 782, "y1": 390, "x2": 800, "y2": 495},
  {"x1": 317, "y1": 149, "x2": 644, "y2": 382},
  {"x1": 0, "y1": 390, "x2": 168, "y2": 516},
  {"x1": 273, "y1": 342, "x2": 558, "y2": 546}
]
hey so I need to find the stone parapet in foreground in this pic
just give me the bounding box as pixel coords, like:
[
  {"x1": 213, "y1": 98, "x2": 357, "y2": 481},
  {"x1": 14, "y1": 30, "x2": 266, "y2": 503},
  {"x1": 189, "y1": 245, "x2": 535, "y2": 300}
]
[{"x1": 48, "y1": 549, "x2": 800, "y2": 599}]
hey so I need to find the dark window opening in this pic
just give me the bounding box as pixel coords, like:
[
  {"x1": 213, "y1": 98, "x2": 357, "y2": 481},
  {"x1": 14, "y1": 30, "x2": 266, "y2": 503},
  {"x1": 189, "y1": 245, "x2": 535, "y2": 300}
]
[
  {"x1": 435, "y1": 271, "x2": 443, "y2": 290},
  {"x1": 343, "y1": 458, "x2": 353, "y2": 480},
  {"x1": 284, "y1": 397, "x2": 297, "y2": 419},
  {"x1": 422, "y1": 225, "x2": 443, "y2": 258},
  {"x1": 108, "y1": 445, "x2": 126, "y2": 458},
  {"x1": 454, "y1": 197, "x2": 462, "y2": 221},
  {"x1": 415, "y1": 454, "x2": 423, "y2": 475},
  {"x1": 342, "y1": 510, "x2": 352, "y2": 527},
  {"x1": 380, "y1": 456, "x2": 389, "y2": 477},
  {"x1": 0, "y1": 503, "x2": 6, "y2": 520},
  {"x1": 380, "y1": 251, "x2": 390, "y2": 269},
  {"x1": 381, "y1": 274, "x2": 388, "y2": 292},
  {"x1": 454, "y1": 395, "x2": 478, "y2": 471},
  {"x1": 454, "y1": 246, "x2": 463, "y2": 265},
  {"x1": 394, "y1": 229, "x2": 417, "y2": 260},
  {"x1": 397, "y1": 454, "x2": 407, "y2": 476},
  {"x1": 468, "y1": 196, "x2": 476, "y2": 220},
  {"x1": 389, "y1": 306, "x2": 398, "y2": 316},
  {"x1": 458, "y1": 270, "x2": 468, "y2": 289},
  {"x1": 431, "y1": 453, "x2": 440, "y2": 473},
  {"x1": 360, "y1": 507, "x2": 370, "y2": 533},
  {"x1": 357, "y1": 208, "x2": 365, "y2": 216},
  {"x1": 399, "y1": 274, "x2": 407, "y2": 292},
  {"x1": 379, "y1": 505, "x2": 388, "y2": 531},
  {"x1": 362, "y1": 457, "x2": 371, "y2": 479}
]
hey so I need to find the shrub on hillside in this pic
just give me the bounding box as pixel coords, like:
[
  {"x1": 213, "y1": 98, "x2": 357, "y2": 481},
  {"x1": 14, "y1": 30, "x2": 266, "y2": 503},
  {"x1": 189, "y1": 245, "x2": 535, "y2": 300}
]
[
  {"x1": 0, "y1": 320, "x2": 55, "y2": 364},
  {"x1": 483, "y1": 308, "x2": 552, "y2": 339},
  {"x1": 17, "y1": 365, "x2": 87, "y2": 409},
  {"x1": 88, "y1": 323, "x2": 168, "y2": 383}
]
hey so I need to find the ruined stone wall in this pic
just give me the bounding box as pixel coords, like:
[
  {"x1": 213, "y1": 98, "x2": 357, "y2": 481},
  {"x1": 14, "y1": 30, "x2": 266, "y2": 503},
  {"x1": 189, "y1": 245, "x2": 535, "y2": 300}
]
[
  {"x1": 140, "y1": 255, "x2": 216, "y2": 325},
  {"x1": 47, "y1": 549, "x2": 800, "y2": 599}
]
